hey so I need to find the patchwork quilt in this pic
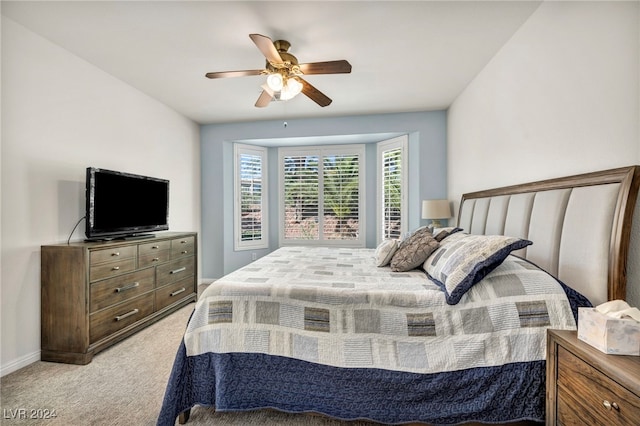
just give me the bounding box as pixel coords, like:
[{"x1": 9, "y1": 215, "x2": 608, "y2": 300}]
[
  {"x1": 159, "y1": 246, "x2": 590, "y2": 426},
  {"x1": 184, "y1": 246, "x2": 577, "y2": 374}
]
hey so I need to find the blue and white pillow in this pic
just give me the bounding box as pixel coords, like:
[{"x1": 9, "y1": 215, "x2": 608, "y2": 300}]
[{"x1": 423, "y1": 233, "x2": 532, "y2": 304}]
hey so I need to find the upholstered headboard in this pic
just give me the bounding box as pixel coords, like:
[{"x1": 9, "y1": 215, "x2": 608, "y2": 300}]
[{"x1": 458, "y1": 166, "x2": 640, "y2": 306}]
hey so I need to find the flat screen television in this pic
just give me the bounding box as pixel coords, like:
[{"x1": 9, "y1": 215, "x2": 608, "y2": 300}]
[{"x1": 85, "y1": 167, "x2": 169, "y2": 240}]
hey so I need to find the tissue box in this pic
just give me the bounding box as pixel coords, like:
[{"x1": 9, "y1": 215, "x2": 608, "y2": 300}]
[{"x1": 578, "y1": 307, "x2": 640, "y2": 356}]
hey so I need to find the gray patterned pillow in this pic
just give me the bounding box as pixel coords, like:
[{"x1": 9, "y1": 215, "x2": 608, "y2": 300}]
[
  {"x1": 390, "y1": 227, "x2": 439, "y2": 272},
  {"x1": 423, "y1": 233, "x2": 532, "y2": 304},
  {"x1": 374, "y1": 239, "x2": 399, "y2": 267}
]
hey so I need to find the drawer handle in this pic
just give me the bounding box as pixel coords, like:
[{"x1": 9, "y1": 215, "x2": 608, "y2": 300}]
[
  {"x1": 152, "y1": 257, "x2": 160, "y2": 262},
  {"x1": 115, "y1": 282, "x2": 139, "y2": 293},
  {"x1": 181, "y1": 250, "x2": 188, "y2": 254},
  {"x1": 115, "y1": 309, "x2": 139, "y2": 321},
  {"x1": 152, "y1": 245, "x2": 159, "y2": 249},
  {"x1": 112, "y1": 266, "x2": 120, "y2": 271},
  {"x1": 112, "y1": 252, "x2": 120, "y2": 257},
  {"x1": 170, "y1": 287, "x2": 186, "y2": 297},
  {"x1": 170, "y1": 267, "x2": 186, "y2": 274},
  {"x1": 180, "y1": 240, "x2": 187, "y2": 244},
  {"x1": 603, "y1": 400, "x2": 620, "y2": 411}
]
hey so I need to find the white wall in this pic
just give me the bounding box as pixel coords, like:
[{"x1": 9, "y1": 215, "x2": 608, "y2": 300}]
[
  {"x1": 448, "y1": 1, "x2": 640, "y2": 303},
  {"x1": 1, "y1": 17, "x2": 201, "y2": 376}
]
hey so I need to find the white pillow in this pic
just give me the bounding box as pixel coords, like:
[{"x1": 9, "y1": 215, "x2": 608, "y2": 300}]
[{"x1": 374, "y1": 239, "x2": 399, "y2": 267}]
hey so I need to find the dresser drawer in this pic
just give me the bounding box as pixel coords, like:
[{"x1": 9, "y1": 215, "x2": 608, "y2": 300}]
[
  {"x1": 90, "y1": 257, "x2": 136, "y2": 282},
  {"x1": 138, "y1": 250, "x2": 171, "y2": 268},
  {"x1": 557, "y1": 386, "x2": 602, "y2": 425},
  {"x1": 171, "y1": 236, "x2": 195, "y2": 259},
  {"x1": 139, "y1": 239, "x2": 171, "y2": 269},
  {"x1": 90, "y1": 245, "x2": 136, "y2": 266},
  {"x1": 89, "y1": 292, "x2": 154, "y2": 343},
  {"x1": 155, "y1": 277, "x2": 194, "y2": 311},
  {"x1": 557, "y1": 346, "x2": 640, "y2": 426},
  {"x1": 156, "y1": 256, "x2": 195, "y2": 288},
  {"x1": 90, "y1": 268, "x2": 155, "y2": 313},
  {"x1": 139, "y1": 240, "x2": 171, "y2": 256}
]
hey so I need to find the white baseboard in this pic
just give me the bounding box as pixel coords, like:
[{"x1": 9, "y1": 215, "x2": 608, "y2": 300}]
[{"x1": 1, "y1": 350, "x2": 40, "y2": 378}]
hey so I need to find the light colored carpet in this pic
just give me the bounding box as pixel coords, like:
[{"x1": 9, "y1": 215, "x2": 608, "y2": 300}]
[
  {"x1": 1, "y1": 304, "x2": 192, "y2": 426},
  {"x1": 0, "y1": 302, "x2": 380, "y2": 426}
]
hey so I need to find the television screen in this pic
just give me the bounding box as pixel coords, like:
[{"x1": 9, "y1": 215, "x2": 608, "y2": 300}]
[{"x1": 86, "y1": 167, "x2": 169, "y2": 240}]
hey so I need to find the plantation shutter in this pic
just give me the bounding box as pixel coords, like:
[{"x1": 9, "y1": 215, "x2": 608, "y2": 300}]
[
  {"x1": 323, "y1": 155, "x2": 360, "y2": 240},
  {"x1": 239, "y1": 152, "x2": 263, "y2": 242},
  {"x1": 381, "y1": 145, "x2": 403, "y2": 240},
  {"x1": 234, "y1": 144, "x2": 268, "y2": 250},
  {"x1": 283, "y1": 154, "x2": 320, "y2": 240},
  {"x1": 280, "y1": 145, "x2": 364, "y2": 246}
]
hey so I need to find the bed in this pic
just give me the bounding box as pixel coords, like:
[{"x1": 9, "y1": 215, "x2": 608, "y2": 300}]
[{"x1": 157, "y1": 165, "x2": 640, "y2": 426}]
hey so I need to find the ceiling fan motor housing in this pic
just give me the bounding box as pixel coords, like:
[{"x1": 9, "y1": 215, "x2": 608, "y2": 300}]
[
  {"x1": 273, "y1": 39, "x2": 291, "y2": 53},
  {"x1": 266, "y1": 40, "x2": 301, "y2": 76}
]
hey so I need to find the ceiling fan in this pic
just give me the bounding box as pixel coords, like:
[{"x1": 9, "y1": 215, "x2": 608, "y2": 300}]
[{"x1": 205, "y1": 34, "x2": 352, "y2": 108}]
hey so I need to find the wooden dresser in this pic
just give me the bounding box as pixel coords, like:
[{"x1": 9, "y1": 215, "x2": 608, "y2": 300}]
[
  {"x1": 546, "y1": 329, "x2": 640, "y2": 425},
  {"x1": 41, "y1": 232, "x2": 197, "y2": 364}
]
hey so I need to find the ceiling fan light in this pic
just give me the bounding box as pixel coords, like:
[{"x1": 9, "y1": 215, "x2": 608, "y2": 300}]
[
  {"x1": 288, "y1": 78, "x2": 303, "y2": 96},
  {"x1": 279, "y1": 85, "x2": 293, "y2": 101},
  {"x1": 266, "y1": 73, "x2": 283, "y2": 91},
  {"x1": 279, "y1": 78, "x2": 303, "y2": 101}
]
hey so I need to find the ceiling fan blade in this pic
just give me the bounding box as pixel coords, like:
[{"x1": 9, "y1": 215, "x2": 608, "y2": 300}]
[
  {"x1": 298, "y1": 60, "x2": 352, "y2": 75},
  {"x1": 255, "y1": 85, "x2": 274, "y2": 108},
  {"x1": 249, "y1": 34, "x2": 283, "y2": 64},
  {"x1": 298, "y1": 78, "x2": 332, "y2": 107},
  {"x1": 255, "y1": 91, "x2": 273, "y2": 108},
  {"x1": 205, "y1": 69, "x2": 263, "y2": 79}
]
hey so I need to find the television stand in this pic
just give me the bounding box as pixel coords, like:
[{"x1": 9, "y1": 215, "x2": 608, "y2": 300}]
[{"x1": 41, "y1": 232, "x2": 197, "y2": 364}]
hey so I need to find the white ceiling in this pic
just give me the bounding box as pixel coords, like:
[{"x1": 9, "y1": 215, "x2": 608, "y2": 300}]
[{"x1": 2, "y1": 1, "x2": 543, "y2": 125}]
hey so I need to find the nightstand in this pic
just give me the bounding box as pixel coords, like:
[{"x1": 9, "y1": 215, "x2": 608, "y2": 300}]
[{"x1": 546, "y1": 329, "x2": 640, "y2": 425}]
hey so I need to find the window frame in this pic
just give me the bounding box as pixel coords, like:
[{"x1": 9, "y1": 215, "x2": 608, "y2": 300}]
[
  {"x1": 377, "y1": 136, "x2": 408, "y2": 244},
  {"x1": 234, "y1": 143, "x2": 269, "y2": 251},
  {"x1": 278, "y1": 144, "x2": 366, "y2": 247}
]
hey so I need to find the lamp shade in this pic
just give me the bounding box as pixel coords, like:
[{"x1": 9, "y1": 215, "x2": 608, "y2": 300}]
[{"x1": 421, "y1": 199, "x2": 451, "y2": 220}]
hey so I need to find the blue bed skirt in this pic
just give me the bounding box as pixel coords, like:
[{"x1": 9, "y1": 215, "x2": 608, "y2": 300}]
[
  {"x1": 156, "y1": 275, "x2": 591, "y2": 425},
  {"x1": 157, "y1": 342, "x2": 546, "y2": 425}
]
